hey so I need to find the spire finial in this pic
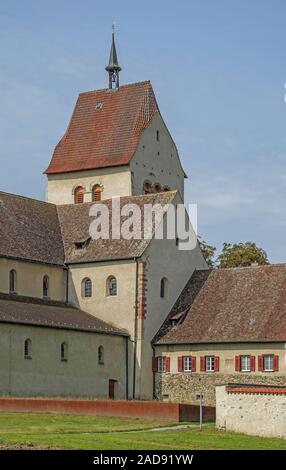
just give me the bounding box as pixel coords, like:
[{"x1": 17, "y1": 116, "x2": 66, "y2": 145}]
[{"x1": 106, "y1": 23, "x2": 121, "y2": 90}]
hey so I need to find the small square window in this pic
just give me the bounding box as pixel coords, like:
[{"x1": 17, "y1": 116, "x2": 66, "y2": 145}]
[{"x1": 205, "y1": 356, "x2": 215, "y2": 372}]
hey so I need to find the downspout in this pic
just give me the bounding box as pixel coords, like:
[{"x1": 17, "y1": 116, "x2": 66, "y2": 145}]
[
  {"x1": 132, "y1": 258, "x2": 139, "y2": 399},
  {"x1": 65, "y1": 267, "x2": 69, "y2": 303},
  {"x1": 152, "y1": 344, "x2": 156, "y2": 399},
  {"x1": 125, "y1": 336, "x2": 129, "y2": 400}
]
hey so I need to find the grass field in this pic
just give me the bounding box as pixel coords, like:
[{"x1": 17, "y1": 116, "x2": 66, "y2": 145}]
[{"x1": 0, "y1": 413, "x2": 285, "y2": 450}]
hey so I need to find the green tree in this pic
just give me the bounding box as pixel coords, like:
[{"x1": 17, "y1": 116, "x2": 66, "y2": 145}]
[
  {"x1": 199, "y1": 237, "x2": 217, "y2": 268},
  {"x1": 217, "y1": 242, "x2": 269, "y2": 268}
]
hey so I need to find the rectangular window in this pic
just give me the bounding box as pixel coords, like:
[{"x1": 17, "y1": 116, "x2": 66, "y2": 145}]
[
  {"x1": 205, "y1": 356, "x2": 215, "y2": 372},
  {"x1": 157, "y1": 357, "x2": 166, "y2": 373},
  {"x1": 240, "y1": 355, "x2": 251, "y2": 372},
  {"x1": 183, "y1": 356, "x2": 192, "y2": 372},
  {"x1": 263, "y1": 355, "x2": 274, "y2": 372}
]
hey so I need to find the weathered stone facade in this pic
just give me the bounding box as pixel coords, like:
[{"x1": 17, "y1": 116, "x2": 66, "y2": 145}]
[
  {"x1": 155, "y1": 372, "x2": 286, "y2": 406},
  {"x1": 216, "y1": 385, "x2": 286, "y2": 439}
]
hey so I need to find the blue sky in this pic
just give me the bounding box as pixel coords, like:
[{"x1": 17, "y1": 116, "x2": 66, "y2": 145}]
[{"x1": 0, "y1": 0, "x2": 286, "y2": 262}]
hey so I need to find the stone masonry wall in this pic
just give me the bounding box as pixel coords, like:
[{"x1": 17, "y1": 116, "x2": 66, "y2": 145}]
[
  {"x1": 216, "y1": 385, "x2": 286, "y2": 439},
  {"x1": 155, "y1": 372, "x2": 286, "y2": 406}
]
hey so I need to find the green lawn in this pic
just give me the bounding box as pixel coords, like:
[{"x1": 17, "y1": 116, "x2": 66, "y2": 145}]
[{"x1": 0, "y1": 413, "x2": 285, "y2": 450}]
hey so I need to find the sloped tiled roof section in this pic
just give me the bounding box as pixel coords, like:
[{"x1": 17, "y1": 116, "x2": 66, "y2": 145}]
[
  {"x1": 155, "y1": 265, "x2": 286, "y2": 344},
  {"x1": 0, "y1": 192, "x2": 65, "y2": 266},
  {"x1": 0, "y1": 293, "x2": 127, "y2": 336},
  {"x1": 45, "y1": 81, "x2": 159, "y2": 175},
  {"x1": 57, "y1": 191, "x2": 177, "y2": 264}
]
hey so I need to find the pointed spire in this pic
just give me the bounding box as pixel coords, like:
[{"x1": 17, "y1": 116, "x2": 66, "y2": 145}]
[{"x1": 106, "y1": 22, "x2": 121, "y2": 89}]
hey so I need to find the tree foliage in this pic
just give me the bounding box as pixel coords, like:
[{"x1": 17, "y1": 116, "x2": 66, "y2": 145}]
[
  {"x1": 199, "y1": 237, "x2": 217, "y2": 268},
  {"x1": 217, "y1": 242, "x2": 269, "y2": 268}
]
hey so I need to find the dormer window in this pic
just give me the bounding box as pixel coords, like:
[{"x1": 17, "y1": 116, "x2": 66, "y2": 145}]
[{"x1": 74, "y1": 238, "x2": 91, "y2": 250}]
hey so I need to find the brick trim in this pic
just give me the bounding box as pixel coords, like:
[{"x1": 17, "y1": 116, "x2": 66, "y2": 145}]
[{"x1": 137, "y1": 261, "x2": 148, "y2": 319}]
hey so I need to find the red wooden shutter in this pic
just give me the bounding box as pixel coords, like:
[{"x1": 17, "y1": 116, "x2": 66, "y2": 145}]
[
  {"x1": 258, "y1": 355, "x2": 263, "y2": 372},
  {"x1": 178, "y1": 356, "x2": 183, "y2": 372},
  {"x1": 250, "y1": 356, "x2": 256, "y2": 372},
  {"x1": 165, "y1": 357, "x2": 170, "y2": 372},
  {"x1": 235, "y1": 355, "x2": 240, "y2": 372},
  {"x1": 191, "y1": 356, "x2": 196, "y2": 372},
  {"x1": 200, "y1": 356, "x2": 206, "y2": 372},
  {"x1": 214, "y1": 356, "x2": 220, "y2": 372},
  {"x1": 273, "y1": 355, "x2": 279, "y2": 372},
  {"x1": 152, "y1": 357, "x2": 158, "y2": 372}
]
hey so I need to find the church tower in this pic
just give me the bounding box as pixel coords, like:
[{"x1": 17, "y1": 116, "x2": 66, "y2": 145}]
[{"x1": 44, "y1": 31, "x2": 186, "y2": 205}]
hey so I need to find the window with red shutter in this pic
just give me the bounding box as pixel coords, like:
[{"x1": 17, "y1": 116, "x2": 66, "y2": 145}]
[
  {"x1": 152, "y1": 357, "x2": 158, "y2": 372},
  {"x1": 191, "y1": 356, "x2": 196, "y2": 372},
  {"x1": 250, "y1": 355, "x2": 256, "y2": 372},
  {"x1": 165, "y1": 357, "x2": 171, "y2": 372},
  {"x1": 273, "y1": 355, "x2": 279, "y2": 372},
  {"x1": 200, "y1": 356, "x2": 206, "y2": 372},
  {"x1": 258, "y1": 355, "x2": 263, "y2": 372},
  {"x1": 214, "y1": 356, "x2": 220, "y2": 372},
  {"x1": 178, "y1": 356, "x2": 183, "y2": 372},
  {"x1": 235, "y1": 355, "x2": 240, "y2": 372}
]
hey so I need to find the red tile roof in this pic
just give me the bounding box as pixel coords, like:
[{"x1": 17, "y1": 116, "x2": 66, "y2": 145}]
[
  {"x1": 45, "y1": 81, "x2": 159, "y2": 175},
  {"x1": 227, "y1": 386, "x2": 286, "y2": 395},
  {"x1": 155, "y1": 265, "x2": 286, "y2": 344}
]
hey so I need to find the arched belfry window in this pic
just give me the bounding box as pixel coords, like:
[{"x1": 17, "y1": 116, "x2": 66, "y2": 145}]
[
  {"x1": 107, "y1": 276, "x2": 117, "y2": 297},
  {"x1": 74, "y1": 186, "x2": 84, "y2": 204},
  {"x1": 43, "y1": 275, "x2": 49, "y2": 298},
  {"x1": 9, "y1": 270, "x2": 17, "y2": 293},
  {"x1": 98, "y1": 346, "x2": 104, "y2": 365},
  {"x1": 61, "y1": 342, "x2": 68, "y2": 362},
  {"x1": 82, "y1": 278, "x2": 92, "y2": 298},
  {"x1": 92, "y1": 184, "x2": 102, "y2": 202},
  {"x1": 24, "y1": 338, "x2": 32, "y2": 359},
  {"x1": 154, "y1": 183, "x2": 162, "y2": 193},
  {"x1": 143, "y1": 180, "x2": 152, "y2": 194}
]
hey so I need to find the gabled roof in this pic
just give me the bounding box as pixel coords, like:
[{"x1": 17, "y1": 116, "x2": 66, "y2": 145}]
[
  {"x1": 45, "y1": 81, "x2": 159, "y2": 175},
  {"x1": 155, "y1": 265, "x2": 286, "y2": 345},
  {"x1": 0, "y1": 191, "x2": 65, "y2": 266},
  {"x1": 0, "y1": 293, "x2": 127, "y2": 336},
  {"x1": 57, "y1": 191, "x2": 177, "y2": 264}
]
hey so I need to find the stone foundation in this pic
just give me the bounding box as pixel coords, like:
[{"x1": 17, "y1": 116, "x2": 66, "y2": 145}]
[{"x1": 155, "y1": 373, "x2": 286, "y2": 406}]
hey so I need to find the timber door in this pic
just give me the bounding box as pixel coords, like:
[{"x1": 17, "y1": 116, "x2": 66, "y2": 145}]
[{"x1": 108, "y1": 379, "x2": 117, "y2": 399}]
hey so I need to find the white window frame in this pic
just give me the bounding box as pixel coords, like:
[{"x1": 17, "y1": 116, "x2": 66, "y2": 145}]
[
  {"x1": 205, "y1": 356, "x2": 215, "y2": 372},
  {"x1": 83, "y1": 278, "x2": 92, "y2": 298},
  {"x1": 240, "y1": 355, "x2": 251, "y2": 372},
  {"x1": 183, "y1": 356, "x2": 192, "y2": 372},
  {"x1": 263, "y1": 355, "x2": 274, "y2": 372},
  {"x1": 157, "y1": 356, "x2": 166, "y2": 373}
]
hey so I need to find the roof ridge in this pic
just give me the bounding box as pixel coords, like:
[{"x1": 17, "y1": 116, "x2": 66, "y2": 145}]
[
  {"x1": 78, "y1": 80, "x2": 151, "y2": 96},
  {"x1": 56, "y1": 190, "x2": 178, "y2": 209},
  {"x1": 210, "y1": 264, "x2": 286, "y2": 272},
  {"x1": 0, "y1": 191, "x2": 55, "y2": 207}
]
